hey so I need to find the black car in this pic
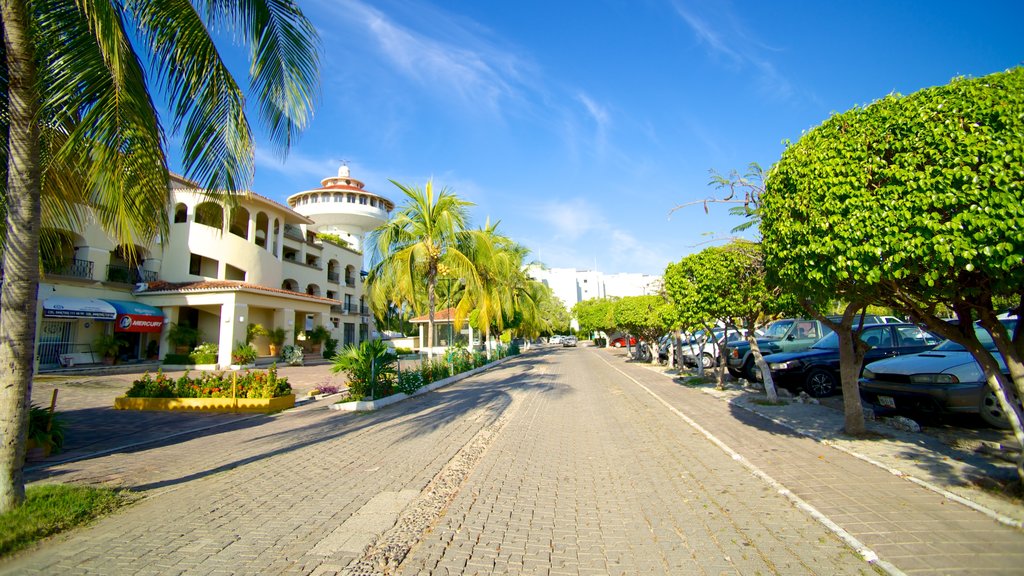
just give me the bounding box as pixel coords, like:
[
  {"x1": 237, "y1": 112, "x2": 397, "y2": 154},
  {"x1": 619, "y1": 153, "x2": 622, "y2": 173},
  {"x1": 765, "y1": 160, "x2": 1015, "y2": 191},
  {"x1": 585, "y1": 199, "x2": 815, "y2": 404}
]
[{"x1": 756, "y1": 323, "x2": 942, "y2": 397}]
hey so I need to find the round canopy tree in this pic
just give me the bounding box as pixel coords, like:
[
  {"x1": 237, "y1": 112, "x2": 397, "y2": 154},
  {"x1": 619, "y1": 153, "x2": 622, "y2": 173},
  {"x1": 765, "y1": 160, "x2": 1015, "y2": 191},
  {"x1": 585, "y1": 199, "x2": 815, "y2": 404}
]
[{"x1": 764, "y1": 68, "x2": 1024, "y2": 460}]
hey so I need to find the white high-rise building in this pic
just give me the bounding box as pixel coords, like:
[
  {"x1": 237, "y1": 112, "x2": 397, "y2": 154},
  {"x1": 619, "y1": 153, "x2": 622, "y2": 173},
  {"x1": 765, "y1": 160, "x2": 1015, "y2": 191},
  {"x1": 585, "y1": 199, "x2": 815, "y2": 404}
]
[{"x1": 527, "y1": 265, "x2": 662, "y2": 323}]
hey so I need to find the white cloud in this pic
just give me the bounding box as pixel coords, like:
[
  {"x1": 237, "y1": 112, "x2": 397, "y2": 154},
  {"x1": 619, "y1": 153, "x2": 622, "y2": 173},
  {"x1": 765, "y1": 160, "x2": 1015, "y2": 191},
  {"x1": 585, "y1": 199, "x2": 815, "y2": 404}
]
[
  {"x1": 671, "y1": 1, "x2": 795, "y2": 101},
  {"x1": 320, "y1": 0, "x2": 532, "y2": 115},
  {"x1": 538, "y1": 198, "x2": 607, "y2": 241}
]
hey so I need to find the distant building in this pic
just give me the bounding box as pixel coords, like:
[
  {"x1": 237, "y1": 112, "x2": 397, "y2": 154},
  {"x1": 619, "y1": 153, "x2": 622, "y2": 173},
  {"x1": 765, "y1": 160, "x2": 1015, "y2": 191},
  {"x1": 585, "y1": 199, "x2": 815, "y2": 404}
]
[
  {"x1": 29, "y1": 166, "x2": 390, "y2": 371},
  {"x1": 526, "y1": 265, "x2": 662, "y2": 330}
]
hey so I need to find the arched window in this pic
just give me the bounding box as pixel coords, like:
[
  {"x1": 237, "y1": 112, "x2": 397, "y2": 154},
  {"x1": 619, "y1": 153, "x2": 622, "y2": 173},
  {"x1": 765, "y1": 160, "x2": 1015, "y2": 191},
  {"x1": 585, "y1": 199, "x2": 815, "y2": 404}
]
[
  {"x1": 173, "y1": 203, "x2": 188, "y2": 223},
  {"x1": 306, "y1": 284, "x2": 321, "y2": 297},
  {"x1": 282, "y1": 279, "x2": 299, "y2": 292},
  {"x1": 255, "y1": 212, "x2": 269, "y2": 248},
  {"x1": 194, "y1": 201, "x2": 223, "y2": 229},
  {"x1": 229, "y1": 206, "x2": 250, "y2": 239}
]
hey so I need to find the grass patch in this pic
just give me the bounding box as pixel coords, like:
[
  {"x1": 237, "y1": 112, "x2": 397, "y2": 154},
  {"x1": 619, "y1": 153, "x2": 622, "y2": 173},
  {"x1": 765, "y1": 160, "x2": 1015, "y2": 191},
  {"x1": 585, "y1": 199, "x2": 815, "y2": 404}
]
[
  {"x1": 0, "y1": 484, "x2": 128, "y2": 558},
  {"x1": 679, "y1": 376, "x2": 711, "y2": 387}
]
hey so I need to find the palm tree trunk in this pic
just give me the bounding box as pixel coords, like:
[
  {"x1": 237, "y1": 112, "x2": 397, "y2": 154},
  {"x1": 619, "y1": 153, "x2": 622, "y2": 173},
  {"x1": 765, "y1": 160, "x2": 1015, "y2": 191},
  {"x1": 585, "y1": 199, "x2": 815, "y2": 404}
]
[
  {"x1": 0, "y1": 0, "x2": 43, "y2": 513},
  {"x1": 426, "y1": 275, "x2": 436, "y2": 359}
]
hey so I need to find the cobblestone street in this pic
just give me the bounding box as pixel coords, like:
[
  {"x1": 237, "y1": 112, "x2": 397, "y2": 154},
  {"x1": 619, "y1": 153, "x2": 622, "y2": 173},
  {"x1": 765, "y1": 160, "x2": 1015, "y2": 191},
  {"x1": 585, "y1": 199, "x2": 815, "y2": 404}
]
[{"x1": 3, "y1": 346, "x2": 1022, "y2": 575}]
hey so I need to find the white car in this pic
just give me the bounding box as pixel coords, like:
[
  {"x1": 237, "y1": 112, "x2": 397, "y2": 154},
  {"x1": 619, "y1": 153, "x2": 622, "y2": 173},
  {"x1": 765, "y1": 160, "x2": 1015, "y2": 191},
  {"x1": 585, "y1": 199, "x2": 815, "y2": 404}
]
[
  {"x1": 549, "y1": 335, "x2": 563, "y2": 345},
  {"x1": 681, "y1": 328, "x2": 752, "y2": 369}
]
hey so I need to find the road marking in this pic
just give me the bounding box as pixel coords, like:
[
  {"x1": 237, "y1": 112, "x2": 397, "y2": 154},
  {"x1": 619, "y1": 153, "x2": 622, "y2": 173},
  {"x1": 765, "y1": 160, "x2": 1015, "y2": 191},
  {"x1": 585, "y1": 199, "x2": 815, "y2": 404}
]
[{"x1": 594, "y1": 352, "x2": 907, "y2": 576}]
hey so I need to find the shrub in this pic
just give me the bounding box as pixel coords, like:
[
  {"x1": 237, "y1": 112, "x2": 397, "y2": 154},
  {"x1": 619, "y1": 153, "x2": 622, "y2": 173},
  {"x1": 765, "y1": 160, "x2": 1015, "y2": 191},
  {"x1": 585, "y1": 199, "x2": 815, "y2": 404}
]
[
  {"x1": 332, "y1": 339, "x2": 397, "y2": 400},
  {"x1": 322, "y1": 337, "x2": 339, "y2": 359},
  {"x1": 395, "y1": 370, "x2": 424, "y2": 395},
  {"x1": 508, "y1": 341, "x2": 521, "y2": 355},
  {"x1": 124, "y1": 367, "x2": 291, "y2": 399},
  {"x1": 162, "y1": 353, "x2": 191, "y2": 365},
  {"x1": 281, "y1": 345, "x2": 304, "y2": 366},
  {"x1": 395, "y1": 347, "x2": 415, "y2": 356},
  {"x1": 27, "y1": 405, "x2": 65, "y2": 455},
  {"x1": 232, "y1": 343, "x2": 257, "y2": 365},
  {"x1": 189, "y1": 342, "x2": 218, "y2": 364}
]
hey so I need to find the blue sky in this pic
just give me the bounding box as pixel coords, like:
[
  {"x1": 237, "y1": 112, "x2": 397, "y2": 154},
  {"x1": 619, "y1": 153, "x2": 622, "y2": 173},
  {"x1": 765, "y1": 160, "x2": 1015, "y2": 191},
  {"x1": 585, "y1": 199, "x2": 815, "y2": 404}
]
[{"x1": 190, "y1": 0, "x2": 1022, "y2": 276}]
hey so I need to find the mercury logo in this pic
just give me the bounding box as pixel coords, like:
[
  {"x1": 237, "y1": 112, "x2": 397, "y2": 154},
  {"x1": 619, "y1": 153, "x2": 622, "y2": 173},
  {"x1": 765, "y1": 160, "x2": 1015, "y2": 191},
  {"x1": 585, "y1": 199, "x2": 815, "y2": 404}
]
[{"x1": 119, "y1": 316, "x2": 133, "y2": 329}]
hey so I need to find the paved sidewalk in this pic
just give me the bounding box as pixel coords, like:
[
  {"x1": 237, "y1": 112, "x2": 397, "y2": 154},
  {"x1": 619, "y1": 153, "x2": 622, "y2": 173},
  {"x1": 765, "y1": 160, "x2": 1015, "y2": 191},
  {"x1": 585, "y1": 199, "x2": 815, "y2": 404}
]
[{"x1": 599, "y1": 350, "x2": 1024, "y2": 575}]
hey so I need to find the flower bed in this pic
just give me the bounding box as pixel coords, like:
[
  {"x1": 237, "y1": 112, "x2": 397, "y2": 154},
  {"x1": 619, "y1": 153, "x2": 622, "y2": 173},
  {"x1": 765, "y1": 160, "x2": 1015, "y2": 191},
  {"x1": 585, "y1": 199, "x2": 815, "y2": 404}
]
[{"x1": 114, "y1": 366, "x2": 294, "y2": 413}]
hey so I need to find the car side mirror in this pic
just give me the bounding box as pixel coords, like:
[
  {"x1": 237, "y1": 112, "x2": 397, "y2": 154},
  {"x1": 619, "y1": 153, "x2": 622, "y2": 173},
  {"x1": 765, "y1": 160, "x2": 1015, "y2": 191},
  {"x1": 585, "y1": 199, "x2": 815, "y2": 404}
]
[{"x1": 786, "y1": 334, "x2": 796, "y2": 341}]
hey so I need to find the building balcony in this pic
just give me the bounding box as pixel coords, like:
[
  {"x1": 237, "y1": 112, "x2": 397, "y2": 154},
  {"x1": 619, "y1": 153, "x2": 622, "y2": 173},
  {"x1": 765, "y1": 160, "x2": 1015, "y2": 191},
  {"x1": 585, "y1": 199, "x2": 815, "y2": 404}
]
[
  {"x1": 106, "y1": 265, "x2": 158, "y2": 284},
  {"x1": 45, "y1": 258, "x2": 95, "y2": 281},
  {"x1": 327, "y1": 272, "x2": 340, "y2": 284}
]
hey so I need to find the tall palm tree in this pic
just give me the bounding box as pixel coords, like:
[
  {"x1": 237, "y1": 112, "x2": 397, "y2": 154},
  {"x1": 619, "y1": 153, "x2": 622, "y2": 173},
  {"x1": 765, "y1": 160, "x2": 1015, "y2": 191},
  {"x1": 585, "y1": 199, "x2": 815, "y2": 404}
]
[
  {"x1": 365, "y1": 180, "x2": 479, "y2": 358},
  {"x1": 0, "y1": 0, "x2": 319, "y2": 512},
  {"x1": 456, "y1": 220, "x2": 514, "y2": 358}
]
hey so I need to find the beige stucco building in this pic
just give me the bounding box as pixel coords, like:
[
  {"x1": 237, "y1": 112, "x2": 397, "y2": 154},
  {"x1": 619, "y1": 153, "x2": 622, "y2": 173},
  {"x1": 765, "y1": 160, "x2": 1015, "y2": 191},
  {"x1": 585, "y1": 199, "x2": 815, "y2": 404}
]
[{"x1": 33, "y1": 167, "x2": 391, "y2": 370}]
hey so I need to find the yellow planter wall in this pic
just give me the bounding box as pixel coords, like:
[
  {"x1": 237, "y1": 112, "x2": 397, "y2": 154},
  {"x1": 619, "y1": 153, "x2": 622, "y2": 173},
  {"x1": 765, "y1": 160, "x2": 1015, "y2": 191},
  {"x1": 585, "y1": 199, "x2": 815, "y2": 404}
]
[{"x1": 114, "y1": 394, "x2": 295, "y2": 413}]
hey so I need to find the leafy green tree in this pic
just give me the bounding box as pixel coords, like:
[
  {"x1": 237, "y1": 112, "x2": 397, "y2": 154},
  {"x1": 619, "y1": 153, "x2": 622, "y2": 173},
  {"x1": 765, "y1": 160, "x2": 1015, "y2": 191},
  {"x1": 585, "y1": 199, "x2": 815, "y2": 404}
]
[
  {"x1": 613, "y1": 295, "x2": 672, "y2": 364},
  {"x1": 365, "y1": 181, "x2": 480, "y2": 359},
  {"x1": 764, "y1": 68, "x2": 1024, "y2": 452},
  {"x1": 537, "y1": 288, "x2": 571, "y2": 336},
  {"x1": 664, "y1": 242, "x2": 787, "y2": 396},
  {"x1": 0, "y1": 0, "x2": 318, "y2": 512},
  {"x1": 572, "y1": 298, "x2": 618, "y2": 343}
]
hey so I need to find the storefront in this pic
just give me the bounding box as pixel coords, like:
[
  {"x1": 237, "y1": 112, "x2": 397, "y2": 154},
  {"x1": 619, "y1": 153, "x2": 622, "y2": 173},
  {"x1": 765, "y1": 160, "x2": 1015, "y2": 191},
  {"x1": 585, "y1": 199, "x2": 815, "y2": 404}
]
[{"x1": 37, "y1": 296, "x2": 164, "y2": 368}]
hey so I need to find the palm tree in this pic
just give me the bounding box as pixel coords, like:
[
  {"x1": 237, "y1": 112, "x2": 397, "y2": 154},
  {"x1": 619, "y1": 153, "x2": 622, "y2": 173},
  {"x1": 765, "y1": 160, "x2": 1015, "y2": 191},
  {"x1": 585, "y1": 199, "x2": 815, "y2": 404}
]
[
  {"x1": 0, "y1": 0, "x2": 319, "y2": 512},
  {"x1": 365, "y1": 180, "x2": 479, "y2": 358},
  {"x1": 456, "y1": 221, "x2": 515, "y2": 358}
]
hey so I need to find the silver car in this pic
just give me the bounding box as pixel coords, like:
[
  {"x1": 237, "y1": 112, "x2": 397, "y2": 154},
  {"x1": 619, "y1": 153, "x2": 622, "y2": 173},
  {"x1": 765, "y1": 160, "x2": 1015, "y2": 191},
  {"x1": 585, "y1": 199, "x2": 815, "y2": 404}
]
[{"x1": 859, "y1": 320, "x2": 1018, "y2": 428}]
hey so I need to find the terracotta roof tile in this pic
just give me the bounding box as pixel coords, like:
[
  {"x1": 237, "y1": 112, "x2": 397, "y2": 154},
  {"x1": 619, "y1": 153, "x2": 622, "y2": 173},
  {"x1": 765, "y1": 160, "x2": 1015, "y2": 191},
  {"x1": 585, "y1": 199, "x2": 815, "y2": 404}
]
[{"x1": 140, "y1": 280, "x2": 339, "y2": 304}]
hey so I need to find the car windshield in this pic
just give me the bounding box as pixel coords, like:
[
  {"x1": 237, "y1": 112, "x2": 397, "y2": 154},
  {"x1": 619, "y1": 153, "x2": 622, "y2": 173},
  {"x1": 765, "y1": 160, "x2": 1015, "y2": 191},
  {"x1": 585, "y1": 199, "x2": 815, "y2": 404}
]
[
  {"x1": 933, "y1": 319, "x2": 1017, "y2": 352},
  {"x1": 810, "y1": 332, "x2": 840, "y2": 350},
  {"x1": 763, "y1": 320, "x2": 793, "y2": 339}
]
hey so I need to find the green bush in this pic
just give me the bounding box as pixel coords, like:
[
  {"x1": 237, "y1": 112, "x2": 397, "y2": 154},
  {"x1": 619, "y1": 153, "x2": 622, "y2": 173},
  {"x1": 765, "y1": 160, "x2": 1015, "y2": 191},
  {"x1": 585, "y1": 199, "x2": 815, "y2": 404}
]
[
  {"x1": 162, "y1": 353, "x2": 191, "y2": 365},
  {"x1": 231, "y1": 343, "x2": 257, "y2": 365},
  {"x1": 322, "y1": 337, "x2": 339, "y2": 359},
  {"x1": 28, "y1": 405, "x2": 65, "y2": 455},
  {"x1": 395, "y1": 347, "x2": 415, "y2": 356},
  {"x1": 125, "y1": 366, "x2": 292, "y2": 399},
  {"x1": 281, "y1": 345, "x2": 304, "y2": 366},
  {"x1": 395, "y1": 370, "x2": 424, "y2": 395},
  {"x1": 331, "y1": 339, "x2": 397, "y2": 400},
  {"x1": 508, "y1": 341, "x2": 520, "y2": 355}
]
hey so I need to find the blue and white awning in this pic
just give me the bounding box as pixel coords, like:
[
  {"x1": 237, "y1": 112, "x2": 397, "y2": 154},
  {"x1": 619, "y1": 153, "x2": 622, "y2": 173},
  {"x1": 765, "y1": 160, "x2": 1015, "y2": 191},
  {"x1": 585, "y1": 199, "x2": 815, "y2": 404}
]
[{"x1": 42, "y1": 297, "x2": 117, "y2": 320}]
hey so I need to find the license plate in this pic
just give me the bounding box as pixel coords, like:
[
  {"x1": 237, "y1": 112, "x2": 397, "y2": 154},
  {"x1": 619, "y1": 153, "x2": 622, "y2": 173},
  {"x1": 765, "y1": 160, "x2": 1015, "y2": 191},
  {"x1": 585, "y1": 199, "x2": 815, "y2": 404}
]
[{"x1": 877, "y1": 395, "x2": 896, "y2": 408}]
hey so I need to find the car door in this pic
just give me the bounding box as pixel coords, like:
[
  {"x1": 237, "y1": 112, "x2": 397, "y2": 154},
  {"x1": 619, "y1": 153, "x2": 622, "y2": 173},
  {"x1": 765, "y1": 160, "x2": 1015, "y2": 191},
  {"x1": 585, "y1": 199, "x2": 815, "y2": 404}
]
[
  {"x1": 861, "y1": 326, "x2": 897, "y2": 363},
  {"x1": 777, "y1": 320, "x2": 821, "y2": 352}
]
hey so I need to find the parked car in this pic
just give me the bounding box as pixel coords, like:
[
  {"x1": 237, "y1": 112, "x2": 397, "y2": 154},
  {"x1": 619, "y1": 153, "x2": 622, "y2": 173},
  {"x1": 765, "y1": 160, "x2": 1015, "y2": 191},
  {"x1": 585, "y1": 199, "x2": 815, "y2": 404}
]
[
  {"x1": 859, "y1": 319, "x2": 1019, "y2": 428},
  {"x1": 680, "y1": 328, "x2": 752, "y2": 369},
  {"x1": 726, "y1": 318, "x2": 834, "y2": 381},
  {"x1": 756, "y1": 323, "x2": 942, "y2": 397},
  {"x1": 549, "y1": 335, "x2": 563, "y2": 345},
  {"x1": 610, "y1": 335, "x2": 636, "y2": 348},
  {"x1": 562, "y1": 335, "x2": 578, "y2": 347}
]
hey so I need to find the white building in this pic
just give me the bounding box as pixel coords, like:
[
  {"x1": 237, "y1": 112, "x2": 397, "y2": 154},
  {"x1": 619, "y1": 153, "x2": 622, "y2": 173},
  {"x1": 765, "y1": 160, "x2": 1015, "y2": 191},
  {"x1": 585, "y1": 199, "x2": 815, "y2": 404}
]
[
  {"x1": 30, "y1": 166, "x2": 391, "y2": 370},
  {"x1": 526, "y1": 265, "x2": 662, "y2": 328}
]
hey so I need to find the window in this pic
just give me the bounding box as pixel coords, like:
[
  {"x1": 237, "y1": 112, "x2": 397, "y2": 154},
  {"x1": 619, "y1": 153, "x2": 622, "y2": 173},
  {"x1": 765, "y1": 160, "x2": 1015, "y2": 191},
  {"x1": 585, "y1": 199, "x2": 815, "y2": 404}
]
[
  {"x1": 861, "y1": 327, "x2": 892, "y2": 348},
  {"x1": 359, "y1": 195, "x2": 367, "y2": 205},
  {"x1": 189, "y1": 254, "x2": 202, "y2": 275}
]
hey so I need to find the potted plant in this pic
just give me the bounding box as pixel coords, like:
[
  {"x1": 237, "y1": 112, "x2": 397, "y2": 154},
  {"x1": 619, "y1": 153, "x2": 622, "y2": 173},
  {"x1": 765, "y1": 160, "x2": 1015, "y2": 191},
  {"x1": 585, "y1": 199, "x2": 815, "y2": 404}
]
[
  {"x1": 93, "y1": 333, "x2": 126, "y2": 365},
  {"x1": 247, "y1": 323, "x2": 268, "y2": 345},
  {"x1": 167, "y1": 322, "x2": 200, "y2": 354},
  {"x1": 26, "y1": 404, "x2": 65, "y2": 458},
  {"x1": 281, "y1": 344, "x2": 304, "y2": 366},
  {"x1": 232, "y1": 342, "x2": 258, "y2": 366},
  {"x1": 267, "y1": 327, "x2": 287, "y2": 357},
  {"x1": 306, "y1": 325, "x2": 331, "y2": 354}
]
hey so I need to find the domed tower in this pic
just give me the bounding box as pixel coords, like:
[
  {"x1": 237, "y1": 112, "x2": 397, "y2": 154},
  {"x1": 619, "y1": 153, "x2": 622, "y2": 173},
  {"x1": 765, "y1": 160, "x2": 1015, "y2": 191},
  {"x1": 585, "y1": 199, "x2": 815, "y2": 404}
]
[{"x1": 287, "y1": 165, "x2": 394, "y2": 251}]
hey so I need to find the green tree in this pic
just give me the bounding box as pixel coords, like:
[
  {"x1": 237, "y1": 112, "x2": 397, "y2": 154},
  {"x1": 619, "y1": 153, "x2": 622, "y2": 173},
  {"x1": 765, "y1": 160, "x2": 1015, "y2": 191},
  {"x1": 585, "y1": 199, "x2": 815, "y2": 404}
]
[
  {"x1": 572, "y1": 298, "x2": 618, "y2": 343},
  {"x1": 537, "y1": 287, "x2": 570, "y2": 336},
  {"x1": 613, "y1": 295, "x2": 672, "y2": 365},
  {"x1": 0, "y1": 0, "x2": 318, "y2": 513},
  {"x1": 365, "y1": 181, "x2": 480, "y2": 359},
  {"x1": 764, "y1": 68, "x2": 1024, "y2": 453}
]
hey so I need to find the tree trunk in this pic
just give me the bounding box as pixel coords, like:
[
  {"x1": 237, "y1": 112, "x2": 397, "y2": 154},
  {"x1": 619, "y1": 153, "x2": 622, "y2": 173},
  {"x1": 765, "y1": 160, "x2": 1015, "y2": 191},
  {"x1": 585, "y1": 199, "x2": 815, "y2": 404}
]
[
  {"x1": 835, "y1": 328, "x2": 867, "y2": 435},
  {"x1": 0, "y1": 0, "x2": 43, "y2": 513},
  {"x1": 672, "y1": 329, "x2": 683, "y2": 371},
  {"x1": 747, "y1": 338, "x2": 779, "y2": 403},
  {"x1": 426, "y1": 275, "x2": 436, "y2": 359}
]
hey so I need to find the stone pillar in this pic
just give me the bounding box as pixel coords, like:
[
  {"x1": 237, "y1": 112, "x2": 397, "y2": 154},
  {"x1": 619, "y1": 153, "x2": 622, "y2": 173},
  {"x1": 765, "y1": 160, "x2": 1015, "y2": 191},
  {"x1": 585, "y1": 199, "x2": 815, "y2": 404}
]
[{"x1": 160, "y1": 306, "x2": 180, "y2": 359}]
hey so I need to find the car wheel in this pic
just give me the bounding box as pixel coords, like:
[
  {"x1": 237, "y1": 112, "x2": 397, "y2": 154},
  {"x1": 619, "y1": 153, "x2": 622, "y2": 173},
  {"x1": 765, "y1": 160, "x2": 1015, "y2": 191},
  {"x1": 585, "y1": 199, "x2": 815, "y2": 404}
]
[
  {"x1": 804, "y1": 369, "x2": 837, "y2": 398},
  {"x1": 614, "y1": 342, "x2": 622, "y2": 348},
  {"x1": 727, "y1": 367, "x2": 742, "y2": 378},
  {"x1": 700, "y1": 353, "x2": 715, "y2": 369},
  {"x1": 743, "y1": 359, "x2": 758, "y2": 382},
  {"x1": 979, "y1": 390, "x2": 1016, "y2": 429}
]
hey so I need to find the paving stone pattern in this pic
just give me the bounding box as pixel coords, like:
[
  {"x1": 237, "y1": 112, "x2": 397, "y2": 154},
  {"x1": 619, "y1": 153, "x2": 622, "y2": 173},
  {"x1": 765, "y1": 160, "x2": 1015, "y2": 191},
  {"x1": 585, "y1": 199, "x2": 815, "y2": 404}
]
[
  {"x1": 4, "y1": 348, "x2": 1020, "y2": 575},
  {"x1": 396, "y1": 349, "x2": 869, "y2": 576}
]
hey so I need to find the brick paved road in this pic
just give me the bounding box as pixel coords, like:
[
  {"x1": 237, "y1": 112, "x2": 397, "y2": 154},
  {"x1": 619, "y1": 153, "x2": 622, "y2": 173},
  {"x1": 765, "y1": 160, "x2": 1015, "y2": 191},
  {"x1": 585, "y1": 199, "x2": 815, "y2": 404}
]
[{"x1": 4, "y1": 347, "x2": 1020, "y2": 574}]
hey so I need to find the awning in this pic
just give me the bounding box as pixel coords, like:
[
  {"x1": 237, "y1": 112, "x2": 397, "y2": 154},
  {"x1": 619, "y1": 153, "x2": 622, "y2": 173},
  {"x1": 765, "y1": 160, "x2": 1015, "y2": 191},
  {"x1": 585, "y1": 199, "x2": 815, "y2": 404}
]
[
  {"x1": 43, "y1": 297, "x2": 117, "y2": 320},
  {"x1": 102, "y1": 299, "x2": 165, "y2": 333}
]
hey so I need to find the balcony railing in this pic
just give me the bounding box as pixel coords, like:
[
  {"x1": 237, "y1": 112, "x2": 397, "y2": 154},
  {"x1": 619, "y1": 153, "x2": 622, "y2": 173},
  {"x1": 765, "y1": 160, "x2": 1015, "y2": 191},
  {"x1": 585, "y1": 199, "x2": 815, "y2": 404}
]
[
  {"x1": 327, "y1": 272, "x2": 340, "y2": 284},
  {"x1": 345, "y1": 277, "x2": 356, "y2": 287},
  {"x1": 46, "y1": 258, "x2": 95, "y2": 280},
  {"x1": 106, "y1": 264, "x2": 158, "y2": 284},
  {"x1": 283, "y1": 224, "x2": 305, "y2": 241},
  {"x1": 330, "y1": 304, "x2": 344, "y2": 315}
]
